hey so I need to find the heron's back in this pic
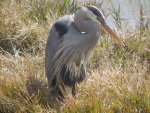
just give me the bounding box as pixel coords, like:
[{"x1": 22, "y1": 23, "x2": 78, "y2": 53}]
[{"x1": 45, "y1": 15, "x2": 75, "y2": 86}]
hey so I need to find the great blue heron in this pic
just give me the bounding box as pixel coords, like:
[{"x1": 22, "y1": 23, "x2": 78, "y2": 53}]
[{"x1": 45, "y1": 6, "x2": 122, "y2": 98}]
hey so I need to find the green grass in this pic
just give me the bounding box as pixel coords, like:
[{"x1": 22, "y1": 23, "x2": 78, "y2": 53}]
[{"x1": 0, "y1": 0, "x2": 150, "y2": 113}]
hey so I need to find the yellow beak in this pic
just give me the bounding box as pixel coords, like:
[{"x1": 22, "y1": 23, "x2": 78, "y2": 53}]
[{"x1": 102, "y1": 23, "x2": 123, "y2": 46}]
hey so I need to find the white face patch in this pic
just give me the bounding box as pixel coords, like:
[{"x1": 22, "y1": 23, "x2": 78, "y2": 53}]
[
  {"x1": 86, "y1": 9, "x2": 101, "y2": 25},
  {"x1": 86, "y1": 9, "x2": 97, "y2": 19},
  {"x1": 74, "y1": 6, "x2": 101, "y2": 31},
  {"x1": 77, "y1": 7, "x2": 97, "y2": 20},
  {"x1": 84, "y1": 7, "x2": 101, "y2": 25}
]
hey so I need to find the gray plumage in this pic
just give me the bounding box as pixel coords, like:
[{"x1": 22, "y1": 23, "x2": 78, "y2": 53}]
[{"x1": 45, "y1": 6, "x2": 122, "y2": 98}]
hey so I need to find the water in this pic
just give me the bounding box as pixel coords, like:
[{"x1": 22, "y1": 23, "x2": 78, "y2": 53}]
[{"x1": 82, "y1": 0, "x2": 150, "y2": 31}]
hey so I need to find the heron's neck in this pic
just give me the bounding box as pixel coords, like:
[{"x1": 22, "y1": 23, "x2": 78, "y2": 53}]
[
  {"x1": 74, "y1": 19, "x2": 100, "y2": 34},
  {"x1": 73, "y1": 21, "x2": 100, "y2": 51},
  {"x1": 73, "y1": 16, "x2": 100, "y2": 49}
]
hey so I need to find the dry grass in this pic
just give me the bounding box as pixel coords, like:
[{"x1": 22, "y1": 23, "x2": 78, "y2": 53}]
[{"x1": 0, "y1": 0, "x2": 150, "y2": 113}]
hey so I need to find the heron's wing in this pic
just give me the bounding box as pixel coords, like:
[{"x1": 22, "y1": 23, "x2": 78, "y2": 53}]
[{"x1": 45, "y1": 15, "x2": 74, "y2": 87}]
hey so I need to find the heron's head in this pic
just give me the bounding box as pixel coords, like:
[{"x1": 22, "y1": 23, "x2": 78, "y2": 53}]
[{"x1": 75, "y1": 6, "x2": 123, "y2": 45}]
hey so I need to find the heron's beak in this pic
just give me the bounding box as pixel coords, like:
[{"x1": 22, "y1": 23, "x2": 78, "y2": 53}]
[{"x1": 101, "y1": 23, "x2": 123, "y2": 45}]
